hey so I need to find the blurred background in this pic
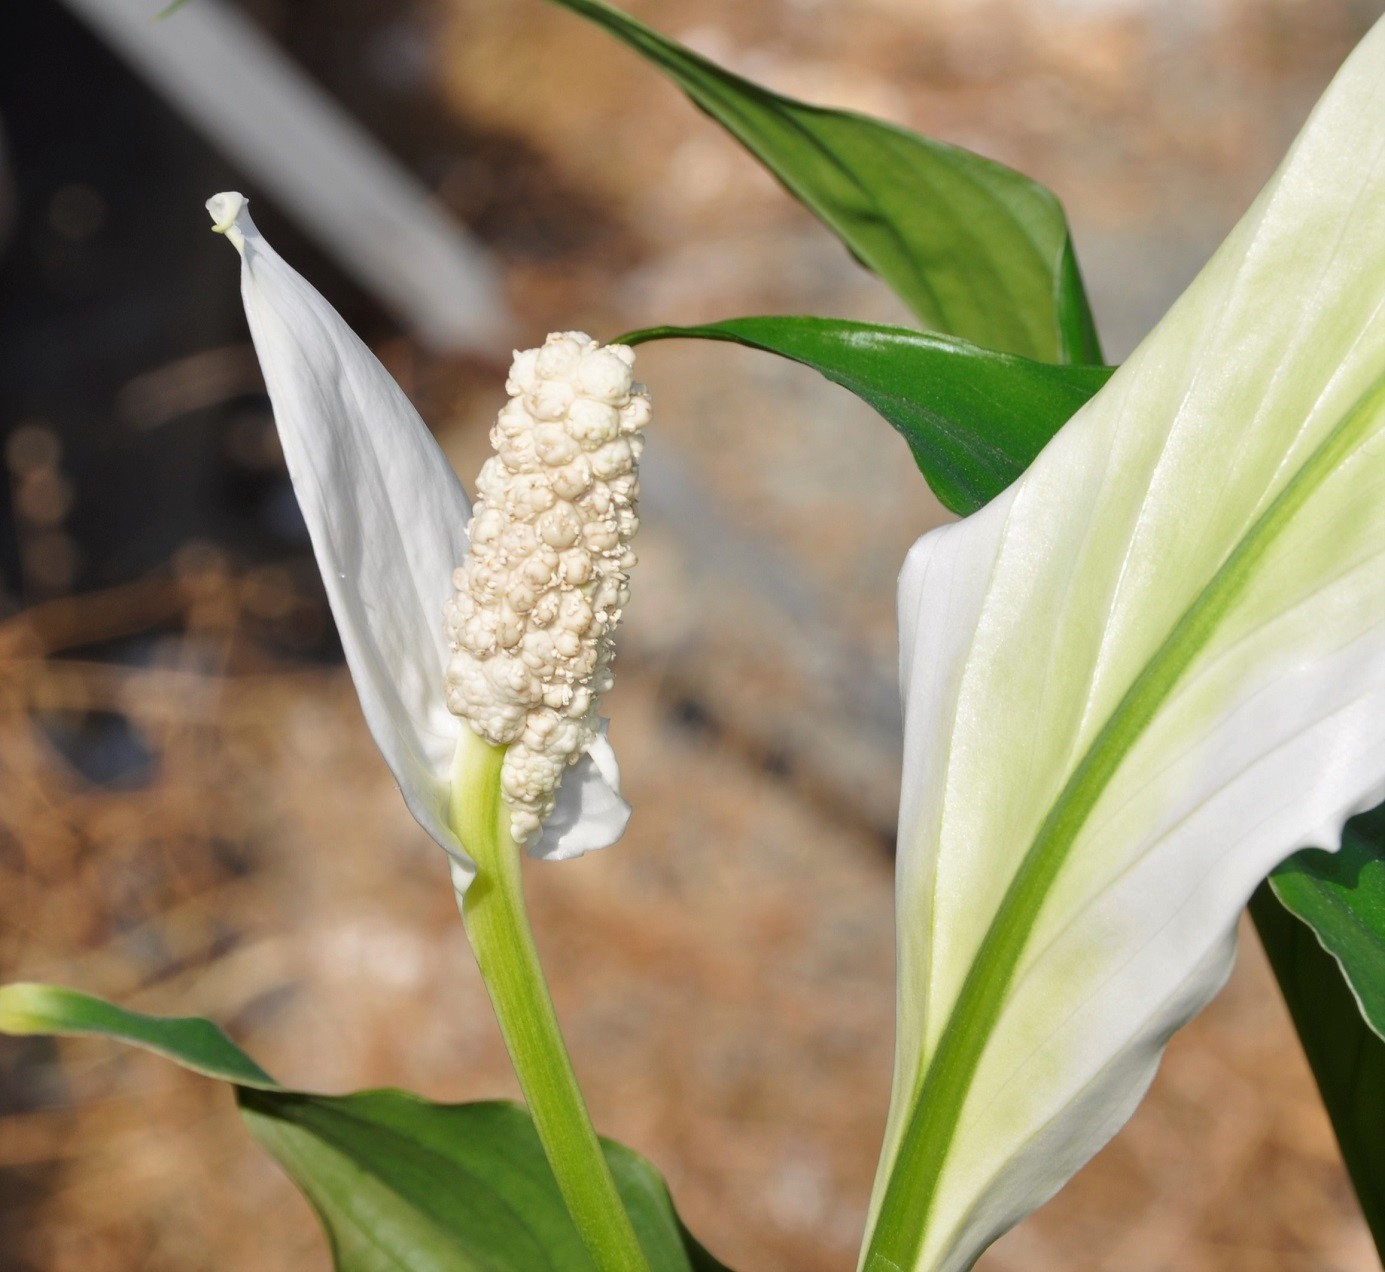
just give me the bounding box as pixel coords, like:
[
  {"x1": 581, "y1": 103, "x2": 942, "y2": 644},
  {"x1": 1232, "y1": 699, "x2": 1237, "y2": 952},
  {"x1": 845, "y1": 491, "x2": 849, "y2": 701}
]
[{"x1": 1, "y1": 0, "x2": 1381, "y2": 1268}]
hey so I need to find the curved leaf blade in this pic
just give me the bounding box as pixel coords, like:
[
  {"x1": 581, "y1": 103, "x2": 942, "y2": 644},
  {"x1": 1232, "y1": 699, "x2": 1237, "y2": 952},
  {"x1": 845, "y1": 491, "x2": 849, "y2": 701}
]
[
  {"x1": 546, "y1": 0, "x2": 1100, "y2": 365},
  {"x1": 0, "y1": 985, "x2": 727, "y2": 1272},
  {"x1": 240, "y1": 1092, "x2": 720, "y2": 1272},
  {"x1": 0, "y1": 982, "x2": 278, "y2": 1088},
  {"x1": 868, "y1": 19, "x2": 1385, "y2": 1271},
  {"x1": 622, "y1": 318, "x2": 1111, "y2": 514}
]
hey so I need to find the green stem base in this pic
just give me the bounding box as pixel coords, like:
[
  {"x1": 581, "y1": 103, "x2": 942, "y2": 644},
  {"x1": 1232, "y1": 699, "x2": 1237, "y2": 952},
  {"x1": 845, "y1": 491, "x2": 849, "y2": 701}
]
[{"x1": 450, "y1": 728, "x2": 650, "y2": 1272}]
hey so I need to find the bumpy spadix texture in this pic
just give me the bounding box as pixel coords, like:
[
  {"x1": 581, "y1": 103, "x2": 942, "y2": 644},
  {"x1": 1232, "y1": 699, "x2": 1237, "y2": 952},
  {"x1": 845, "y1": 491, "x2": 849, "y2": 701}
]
[
  {"x1": 866, "y1": 17, "x2": 1385, "y2": 1272},
  {"x1": 445, "y1": 334, "x2": 648, "y2": 843},
  {"x1": 209, "y1": 195, "x2": 631, "y2": 883}
]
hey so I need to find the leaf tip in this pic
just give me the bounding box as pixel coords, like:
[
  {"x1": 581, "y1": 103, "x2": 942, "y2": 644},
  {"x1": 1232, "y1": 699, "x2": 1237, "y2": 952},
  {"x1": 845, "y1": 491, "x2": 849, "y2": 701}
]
[{"x1": 0, "y1": 982, "x2": 68, "y2": 1036}]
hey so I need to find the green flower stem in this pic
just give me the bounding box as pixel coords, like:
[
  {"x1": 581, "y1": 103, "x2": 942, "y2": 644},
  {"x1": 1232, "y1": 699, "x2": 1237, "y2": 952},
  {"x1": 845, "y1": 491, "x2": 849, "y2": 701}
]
[{"x1": 450, "y1": 728, "x2": 650, "y2": 1272}]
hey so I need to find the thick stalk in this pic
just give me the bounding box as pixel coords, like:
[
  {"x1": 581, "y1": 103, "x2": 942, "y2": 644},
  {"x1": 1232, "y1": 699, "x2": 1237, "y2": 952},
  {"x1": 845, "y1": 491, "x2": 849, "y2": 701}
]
[{"x1": 450, "y1": 728, "x2": 650, "y2": 1272}]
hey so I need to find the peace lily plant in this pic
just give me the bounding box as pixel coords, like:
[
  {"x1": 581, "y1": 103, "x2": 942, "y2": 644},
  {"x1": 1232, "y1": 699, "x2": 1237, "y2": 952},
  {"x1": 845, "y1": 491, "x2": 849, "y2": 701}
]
[{"x1": 5, "y1": 3, "x2": 1385, "y2": 1270}]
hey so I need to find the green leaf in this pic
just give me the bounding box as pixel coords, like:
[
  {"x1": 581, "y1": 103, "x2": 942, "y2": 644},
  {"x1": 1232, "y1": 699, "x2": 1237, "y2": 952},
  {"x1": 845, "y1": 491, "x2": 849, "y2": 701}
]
[
  {"x1": 1269, "y1": 807, "x2": 1385, "y2": 1038},
  {"x1": 0, "y1": 985, "x2": 726, "y2": 1272},
  {"x1": 865, "y1": 20, "x2": 1385, "y2": 1270},
  {"x1": 240, "y1": 1093, "x2": 722, "y2": 1272},
  {"x1": 0, "y1": 983, "x2": 278, "y2": 1087},
  {"x1": 622, "y1": 318, "x2": 1111, "y2": 515},
  {"x1": 1250, "y1": 884, "x2": 1385, "y2": 1253},
  {"x1": 1257, "y1": 812, "x2": 1385, "y2": 1261},
  {"x1": 546, "y1": 0, "x2": 1100, "y2": 365}
]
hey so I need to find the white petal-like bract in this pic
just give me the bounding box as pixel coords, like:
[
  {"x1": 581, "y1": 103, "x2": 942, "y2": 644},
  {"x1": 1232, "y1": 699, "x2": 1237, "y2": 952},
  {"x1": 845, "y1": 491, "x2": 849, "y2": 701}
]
[{"x1": 866, "y1": 19, "x2": 1385, "y2": 1272}]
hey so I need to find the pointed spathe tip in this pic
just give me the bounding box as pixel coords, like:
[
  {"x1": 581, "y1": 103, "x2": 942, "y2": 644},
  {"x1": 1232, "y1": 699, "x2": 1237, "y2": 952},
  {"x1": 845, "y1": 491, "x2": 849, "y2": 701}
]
[
  {"x1": 206, "y1": 190, "x2": 246, "y2": 232},
  {"x1": 206, "y1": 191, "x2": 253, "y2": 252}
]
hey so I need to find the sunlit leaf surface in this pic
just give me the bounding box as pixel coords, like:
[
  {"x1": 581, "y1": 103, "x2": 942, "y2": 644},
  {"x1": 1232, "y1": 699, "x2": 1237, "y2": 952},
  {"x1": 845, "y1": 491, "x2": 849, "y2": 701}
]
[
  {"x1": 623, "y1": 318, "x2": 1111, "y2": 514},
  {"x1": 548, "y1": 0, "x2": 1100, "y2": 364}
]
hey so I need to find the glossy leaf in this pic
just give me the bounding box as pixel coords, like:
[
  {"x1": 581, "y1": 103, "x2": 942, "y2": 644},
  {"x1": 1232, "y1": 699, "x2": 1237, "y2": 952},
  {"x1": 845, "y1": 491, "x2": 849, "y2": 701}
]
[
  {"x1": 623, "y1": 317, "x2": 1111, "y2": 515},
  {"x1": 546, "y1": 0, "x2": 1100, "y2": 365},
  {"x1": 0, "y1": 984, "x2": 726, "y2": 1272},
  {"x1": 867, "y1": 19, "x2": 1385, "y2": 1271},
  {"x1": 1250, "y1": 884, "x2": 1385, "y2": 1253}
]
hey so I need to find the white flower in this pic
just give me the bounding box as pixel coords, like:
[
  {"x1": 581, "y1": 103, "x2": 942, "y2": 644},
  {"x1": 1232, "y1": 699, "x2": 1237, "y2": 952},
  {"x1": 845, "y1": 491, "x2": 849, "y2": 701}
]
[{"x1": 207, "y1": 191, "x2": 631, "y2": 886}]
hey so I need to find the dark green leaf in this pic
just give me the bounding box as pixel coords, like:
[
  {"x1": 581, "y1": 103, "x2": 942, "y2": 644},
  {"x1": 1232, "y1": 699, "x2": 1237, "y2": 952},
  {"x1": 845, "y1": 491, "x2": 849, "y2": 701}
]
[
  {"x1": 1260, "y1": 801, "x2": 1385, "y2": 1260},
  {"x1": 545, "y1": 0, "x2": 1101, "y2": 365},
  {"x1": 0, "y1": 985, "x2": 728, "y2": 1272},
  {"x1": 1250, "y1": 885, "x2": 1385, "y2": 1254},
  {"x1": 1270, "y1": 807, "x2": 1385, "y2": 1039},
  {"x1": 622, "y1": 317, "x2": 1112, "y2": 515}
]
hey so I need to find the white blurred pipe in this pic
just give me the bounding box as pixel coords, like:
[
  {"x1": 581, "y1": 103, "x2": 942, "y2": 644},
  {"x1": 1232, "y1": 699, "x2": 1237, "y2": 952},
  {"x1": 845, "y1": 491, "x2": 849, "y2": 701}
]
[{"x1": 61, "y1": 0, "x2": 512, "y2": 354}]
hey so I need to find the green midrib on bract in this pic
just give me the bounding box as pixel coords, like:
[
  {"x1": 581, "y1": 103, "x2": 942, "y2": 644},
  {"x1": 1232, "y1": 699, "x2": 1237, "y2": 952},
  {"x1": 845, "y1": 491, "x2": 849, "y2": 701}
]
[{"x1": 864, "y1": 368, "x2": 1385, "y2": 1271}]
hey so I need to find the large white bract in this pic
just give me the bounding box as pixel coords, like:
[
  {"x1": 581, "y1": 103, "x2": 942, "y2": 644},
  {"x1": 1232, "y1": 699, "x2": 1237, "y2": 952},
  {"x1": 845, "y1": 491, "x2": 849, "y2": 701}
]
[
  {"x1": 208, "y1": 192, "x2": 631, "y2": 884},
  {"x1": 868, "y1": 17, "x2": 1385, "y2": 1272}
]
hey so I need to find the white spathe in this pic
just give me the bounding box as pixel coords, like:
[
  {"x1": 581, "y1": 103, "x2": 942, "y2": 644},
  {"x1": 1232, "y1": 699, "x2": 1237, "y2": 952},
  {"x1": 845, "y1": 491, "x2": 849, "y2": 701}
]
[
  {"x1": 207, "y1": 192, "x2": 630, "y2": 882},
  {"x1": 869, "y1": 17, "x2": 1385, "y2": 1272}
]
